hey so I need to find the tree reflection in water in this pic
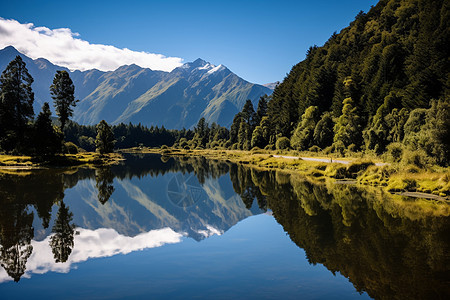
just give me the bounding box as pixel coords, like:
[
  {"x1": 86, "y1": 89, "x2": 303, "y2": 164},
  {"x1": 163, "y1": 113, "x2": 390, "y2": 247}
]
[
  {"x1": 0, "y1": 170, "x2": 79, "y2": 281},
  {"x1": 0, "y1": 154, "x2": 447, "y2": 298},
  {"x1": 49, "y1": 201, "x2": 75, "y2": 263},
  {"x1": 229, "y1": 165, "x2": 450, "y2": 300},
  {"x1": 0, "y1": 203, "x2": 34, "y2": 282},
  {"x1": 95, "y1": 167, "x2": 115, "y2": 205}
]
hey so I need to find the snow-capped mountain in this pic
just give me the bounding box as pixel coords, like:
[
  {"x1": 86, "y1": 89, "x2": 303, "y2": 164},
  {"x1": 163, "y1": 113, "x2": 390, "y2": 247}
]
[{"x1": 0, "y1": 46, "x2": 272, "y2": 128}]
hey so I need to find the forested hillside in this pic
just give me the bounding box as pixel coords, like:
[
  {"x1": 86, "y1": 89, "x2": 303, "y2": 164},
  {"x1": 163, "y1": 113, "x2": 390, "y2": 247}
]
[{"x1": 227, "y1": 0, "x2": 449, "y2": 165}]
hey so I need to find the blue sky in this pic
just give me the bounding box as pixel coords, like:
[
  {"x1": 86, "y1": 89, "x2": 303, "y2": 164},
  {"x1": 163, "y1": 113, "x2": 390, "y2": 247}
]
[{"x1": 1, "y1": 0, "x2": 378, "y2": 84}]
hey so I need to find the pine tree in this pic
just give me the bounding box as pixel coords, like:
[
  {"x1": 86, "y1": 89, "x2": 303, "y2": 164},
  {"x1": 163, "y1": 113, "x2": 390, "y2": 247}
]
[
  {"x1": 333, "y1": 97, "x2": 361, "y2": 150},
  {"x1": 238, "y1": 121, "x2": 250, "y2": 150},
  {"x1": 313, "y1": 112, "x2": 334, "y2": 149},
  {"x1": 0, "y1": 56, "x2": 34, "y2": 152},
  {"x1": 95, "y1": 120, "x2": 115, "y2": 154},
  {"x1": 34, "y1": 102, "x2": 61, "y2": 156},
  {"x1": 290, "y1": 106, "x2": 319, "y2": 150},
  {"x1": 229, "y1": 113, "x2": 243, "y2": 144},
  {"x1": 50, "y1": 70, "x2": 78, "y2": 132},
  {"x1": 251, "y1": 126, "x2": 265, "y2": 148},
  {"x1": 255, "y1": 95, "x2": 269, "y2": 126}
]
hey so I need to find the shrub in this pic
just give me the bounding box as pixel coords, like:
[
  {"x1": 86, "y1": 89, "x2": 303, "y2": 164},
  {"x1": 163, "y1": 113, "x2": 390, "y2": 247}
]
[
  {"x1": 276, "y1": 137, "x2": 290, "y2": 150},
  {"x1": 210, "y1": 141, "x2": 220, "y2": 148},
  {"x1": 333, "y1": 140, "x2": 345, "y2": 155},
  {"x1": 179, "y1": 140, "x2": 188, "y2": 148},
  {"x1": 64, "y1": 142, "x2": 79, "y2": 154},
  {"x1": 386, "y1": 142, "x2": 403, "y2": 163},
  {"x1": 347, "y1": 160, "x2": 374, "y2": 176},
  {"x1": 323, "y1": 145, "x2": 334, "y2": 154},
  {"x1": 401, "y1": 149, "x2": 434, "y2": 169},
  {"x1": 264, "y1": 144, "x2": 274, "y2": 150},
  {"x1": 308, "y1": 145, "x2": 321, "y2": 152}
]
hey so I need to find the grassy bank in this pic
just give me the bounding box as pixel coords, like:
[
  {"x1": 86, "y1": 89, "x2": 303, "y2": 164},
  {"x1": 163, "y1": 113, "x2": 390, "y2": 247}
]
[
  {"x1": 0, "y1": 152, "x2": 124, "y2": 172},
  {"x1": 124, "y1": 147, "x2": 450, "y2": 200}
]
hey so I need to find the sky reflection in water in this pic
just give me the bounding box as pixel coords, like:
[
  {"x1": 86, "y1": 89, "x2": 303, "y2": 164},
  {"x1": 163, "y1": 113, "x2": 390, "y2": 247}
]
[{"x1": 0, "y1": 154, "x2": 448, "y2": 299}]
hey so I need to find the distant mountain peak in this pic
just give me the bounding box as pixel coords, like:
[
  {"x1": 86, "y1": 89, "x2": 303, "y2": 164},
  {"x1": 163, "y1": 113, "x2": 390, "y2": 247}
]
[
  {"x1": 0, "y1": 45, "x2": 19, "y2": 53},
  {"x1": 176, "y1": 58, "x2": 229, "y2": 77},
  {"x1": 193, "y1": 58, "x2": 207, "y2": 65},
  {"x1": 115, "y1": 63, "x2": 142, "y2": 72},
  {"x1": 0, "y1": 47, "x2": 272, "y2": 129},
  {"x1": 263, "y1": 81, "x2": 280, "y2": 90},
  {"x1": 180, "y1": 58, "x2": 209, "y2": 70},
  {"x1": 0, "y1": 45, "x2": 21, "y2": 57}
]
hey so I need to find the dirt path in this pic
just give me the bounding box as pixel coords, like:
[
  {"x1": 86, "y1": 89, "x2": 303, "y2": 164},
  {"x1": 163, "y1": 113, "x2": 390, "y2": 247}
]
[{"x1": 272, "y1": 155, "x2": 388, "y2": 166}]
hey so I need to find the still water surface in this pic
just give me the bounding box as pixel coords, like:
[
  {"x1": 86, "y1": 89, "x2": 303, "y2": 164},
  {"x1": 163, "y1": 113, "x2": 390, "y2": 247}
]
[{"x1": 0, "y1": 154, "x2": 448, "y2": 299}]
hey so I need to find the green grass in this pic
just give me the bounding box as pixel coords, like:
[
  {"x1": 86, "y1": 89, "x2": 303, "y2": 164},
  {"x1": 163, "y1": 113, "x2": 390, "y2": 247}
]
[
  {"x1": 122, "y1": 146, "x2": 450, "y2": 200},
  {"x1": 0, "y1": 152, "x2": 123, "y2": 170}
]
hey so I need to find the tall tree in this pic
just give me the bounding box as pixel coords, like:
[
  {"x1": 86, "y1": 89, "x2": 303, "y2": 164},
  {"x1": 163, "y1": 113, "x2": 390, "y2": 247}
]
[
  {"x1": 229, "y1": 113, "x2": 243, "y2": 144},
  {"x1": 255, "y1": 95, "x2": 269, "y2": 126},
  {"x1": 241, "y1": 100, "x2": 257, "y2": 129},
  {"x1": 313, "y1": 112, "x2": 334, "y2": 149},
  {"x1": 333, "y1": 97, "x2": 361, "y2": 150},
  {"x1": 95, "y1": 120, "x2": 115, "y2": 154},
  {"x1": 0, "y1": 56, "x2": 34, "y2": 152},
  {"x1": 50, "y1": 71, "x2": 77, "y2": 132},
  {"x1": 34, "y1": 102, "x2": 61, "y2": 156},
  {"x1": 290, "y1": 106, "x2": 319, "y2": 150}
]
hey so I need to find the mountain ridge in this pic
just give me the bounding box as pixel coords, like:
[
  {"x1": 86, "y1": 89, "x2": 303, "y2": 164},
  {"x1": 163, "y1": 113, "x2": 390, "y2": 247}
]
[{"x1": 0, "y1": 46, "x2": 272, "y2": 128}]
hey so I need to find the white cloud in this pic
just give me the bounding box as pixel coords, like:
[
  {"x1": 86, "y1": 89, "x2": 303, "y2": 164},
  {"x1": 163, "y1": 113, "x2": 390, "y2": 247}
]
[
  {"x1": 0, "y1": 18, "x2": 184, "y2": 72},
  {"x1": 0, "y1": 227, "x2": 184, "y2": 283}
]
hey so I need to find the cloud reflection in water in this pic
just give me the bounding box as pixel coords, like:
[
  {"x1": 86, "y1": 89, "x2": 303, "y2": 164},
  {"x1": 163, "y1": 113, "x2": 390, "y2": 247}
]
[{"x1": 0, "y1": 227, "x2": 183, "y2": 283}]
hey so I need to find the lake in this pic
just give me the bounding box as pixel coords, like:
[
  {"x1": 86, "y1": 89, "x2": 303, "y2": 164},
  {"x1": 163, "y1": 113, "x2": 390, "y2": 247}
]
[{"x1": 0, "y1": 153, "x2": 449, "y2": 299}]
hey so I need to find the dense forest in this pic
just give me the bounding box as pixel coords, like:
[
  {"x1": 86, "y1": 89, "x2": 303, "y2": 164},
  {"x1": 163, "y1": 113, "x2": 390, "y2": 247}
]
[{"x1": 224, "y1": 0, "x2": 449, "y2": 165}]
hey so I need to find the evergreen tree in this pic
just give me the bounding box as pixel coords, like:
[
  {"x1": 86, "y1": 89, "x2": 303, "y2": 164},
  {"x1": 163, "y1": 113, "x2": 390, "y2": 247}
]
[
  {"x1": 403, "y1": 100, "x2": 450, "y2": 166},
  {"x1": 242, "y1": 100, "x2": 256, "y2": 127},
  {"x1": 385, "y1": 108, "x2": 409, "y2": 144},
  {"x1": 255, "y1": 95, "x2": 269, "y2": 126},
  {"x1": 229, "y1": 113, "x2": 243, "y2": 144},
  {"x1": 0, "y1": 56, "x2": 34, "y2": 152},
  {"x1": 50, "y1": 70, "x2": 77, "y2": 132},
  {"x1": 313, "y1": 112, "x2": 334, "y2": 149},
  {"x1": 34, "y1": 102, "x2": 61, "y2": 156},
  {"x1": 333, "y1": 97, "x2": 361, "y2": 150},
  {"x1": 251, "y1": 126, "x2": 265, "y2": 148},
  {"x1": 194, "y1": 117, "x2": 209, "y2": 147},
  {"x1": 95, "y1": 120, "x2": 115, "y2": 154},
  {"x1": 364, "y1": 92, "x2": 403, "y2": 153},
  {"x1": 290, "y1": 106, "x2": 319, "y2": 150},
  {"x1": 260, "y1": 116, "x2": 273, "y2": 146},
  {"x1": 238, "y1": 121, "x2": 250, "y2": 150}
]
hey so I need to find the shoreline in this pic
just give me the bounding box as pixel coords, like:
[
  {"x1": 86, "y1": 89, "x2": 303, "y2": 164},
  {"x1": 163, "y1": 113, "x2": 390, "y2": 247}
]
[
  {"x1": 0, "y1": 152, "x2": 124, "y2": 171},
  {"x1": 121, "y1": 147, "x2": 450, "y2": 201}
]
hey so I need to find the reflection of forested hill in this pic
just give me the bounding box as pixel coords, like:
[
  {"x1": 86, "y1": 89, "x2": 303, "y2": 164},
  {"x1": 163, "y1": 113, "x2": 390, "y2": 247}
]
[{"x1": 232, "y1": 166, "x2": 450, "y2": 300}]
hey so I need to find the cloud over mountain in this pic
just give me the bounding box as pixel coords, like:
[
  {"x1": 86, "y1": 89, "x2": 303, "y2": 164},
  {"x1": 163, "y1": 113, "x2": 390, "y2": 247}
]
[{"x1": 0, "y1": 18, "x2": 184, "y2": 72}]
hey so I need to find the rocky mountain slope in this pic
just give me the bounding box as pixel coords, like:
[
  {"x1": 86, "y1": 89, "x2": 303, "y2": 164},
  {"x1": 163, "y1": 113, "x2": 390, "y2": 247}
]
[{"x1": 0, "y1": 46, "x2": 272, "y2": 128}]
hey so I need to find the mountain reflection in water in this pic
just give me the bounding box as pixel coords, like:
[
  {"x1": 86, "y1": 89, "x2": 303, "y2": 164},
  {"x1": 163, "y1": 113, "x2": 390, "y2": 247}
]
[{"x1": 0, "y1": 153, "x2": 448, "y2": 299}]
